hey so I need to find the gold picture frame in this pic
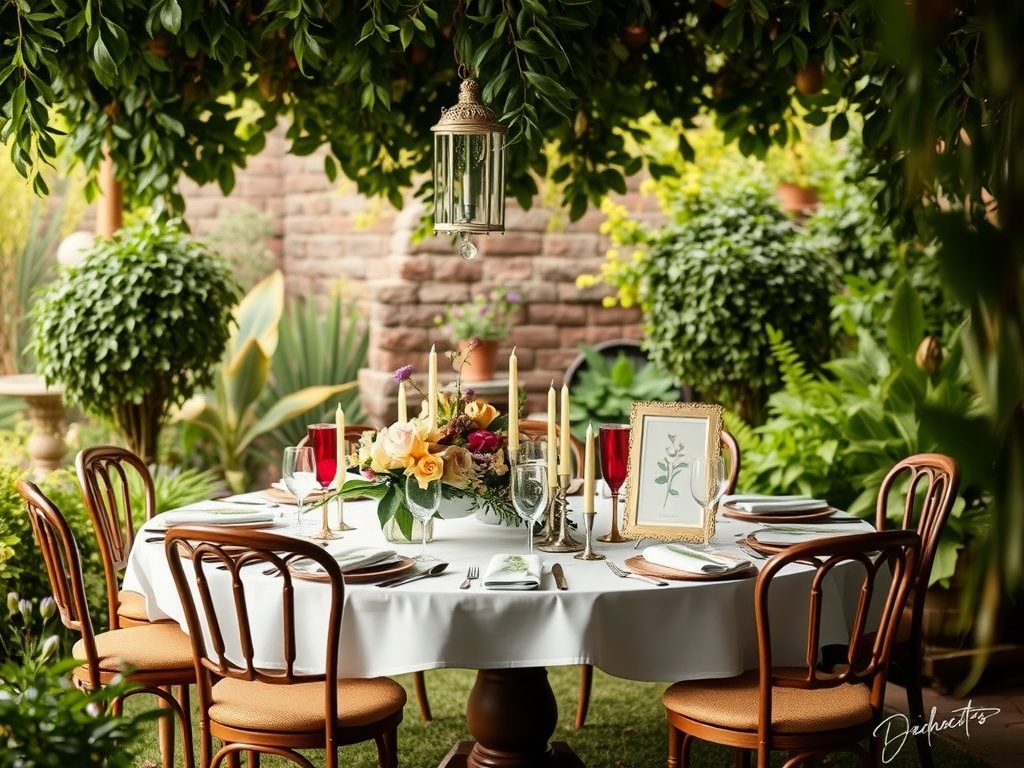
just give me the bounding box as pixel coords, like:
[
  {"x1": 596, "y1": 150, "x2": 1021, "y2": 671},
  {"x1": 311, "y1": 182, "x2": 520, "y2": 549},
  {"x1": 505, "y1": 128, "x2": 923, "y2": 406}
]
[{"x1": 622, "y1": 401, "x2": 724, "y2": 544}]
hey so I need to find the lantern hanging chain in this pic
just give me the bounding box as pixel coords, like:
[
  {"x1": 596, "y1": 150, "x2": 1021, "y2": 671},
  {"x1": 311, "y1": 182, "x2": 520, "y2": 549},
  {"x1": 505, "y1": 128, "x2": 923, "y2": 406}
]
[{"x1": 451, "y1": 0, "x2": 470, "y2": 80}]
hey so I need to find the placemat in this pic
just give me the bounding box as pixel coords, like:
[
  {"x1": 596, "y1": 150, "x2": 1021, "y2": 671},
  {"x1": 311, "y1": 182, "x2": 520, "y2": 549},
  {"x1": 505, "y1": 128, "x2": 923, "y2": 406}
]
[
  {"x1": 721, "y1": 504, "x2": 836, "y2": 523},
  {"x1": 290, "y1": 556, "x2": 417, "y2": 584},
  {"x1": 624, "y1": 555, "x2": 756, "y2": 581}
]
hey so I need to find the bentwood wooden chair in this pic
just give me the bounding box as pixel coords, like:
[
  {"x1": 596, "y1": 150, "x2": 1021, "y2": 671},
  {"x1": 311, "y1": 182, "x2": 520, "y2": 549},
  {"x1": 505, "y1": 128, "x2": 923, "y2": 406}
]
[
  {"x1": 573, "y1": 431, "x2": 739, "y2": 729},
  {"x1": 662, "y1": 529, "x2": 920, "y2": 768},
  {"x1": 300, "y1": 424, "x2": 435, "y2": 724},
  {"x1": 75, "y1": 445, "x2": 162, "y2": 630},
  {"x1": 874, "y1": 453, "x2": 960, "y2": 768},
  {"x1": 18, "y1": 479, "x2": 196, "y2": 768},
  {"x1": 164, "y1": 525, "x2": 406, "y2": 768}
]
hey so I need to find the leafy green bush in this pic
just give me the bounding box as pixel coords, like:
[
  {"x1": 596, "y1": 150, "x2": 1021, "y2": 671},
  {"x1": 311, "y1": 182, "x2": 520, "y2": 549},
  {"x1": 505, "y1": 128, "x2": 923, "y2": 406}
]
[
  {"x1": 31, "y1": 218, "x2": 241, "y2": 463},
  {"x1": 0, "y1": 461, "x2": 108, "y2": 648},
  {"x1": 568, "y1": 344, "x2": 679, "y2": 443},
  {"x1": 740, "y1": 283, "x2": 987, "y2": 587},
  {"x1": 636, "y1": 184, "x2": 840, "y2": 424}
]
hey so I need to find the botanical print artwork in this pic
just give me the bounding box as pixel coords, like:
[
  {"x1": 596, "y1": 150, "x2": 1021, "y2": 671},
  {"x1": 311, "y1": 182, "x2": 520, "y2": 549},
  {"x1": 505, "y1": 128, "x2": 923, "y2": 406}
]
[
  {"x1": 623, "y1": 401, "x2": 723, "y2": 545},
  {"x1": 654, "y1": 433, "x2": 689, "y2": 508}
]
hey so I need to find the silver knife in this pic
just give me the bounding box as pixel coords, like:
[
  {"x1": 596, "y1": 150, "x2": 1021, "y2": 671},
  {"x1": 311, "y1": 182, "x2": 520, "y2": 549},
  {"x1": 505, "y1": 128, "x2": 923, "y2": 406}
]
[{"x1": 551, "y1": 563, "x2": 568, "y2": 590}]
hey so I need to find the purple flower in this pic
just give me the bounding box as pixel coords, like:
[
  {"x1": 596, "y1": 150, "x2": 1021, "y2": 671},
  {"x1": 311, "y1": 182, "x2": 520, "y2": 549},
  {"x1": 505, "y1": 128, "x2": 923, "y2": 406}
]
[
  {"x1": 393, "y1": 365, "x2": 414, "y2": 383},
  {"x1": 506, "y1": 290, "x2": 521, "y2": 303}
]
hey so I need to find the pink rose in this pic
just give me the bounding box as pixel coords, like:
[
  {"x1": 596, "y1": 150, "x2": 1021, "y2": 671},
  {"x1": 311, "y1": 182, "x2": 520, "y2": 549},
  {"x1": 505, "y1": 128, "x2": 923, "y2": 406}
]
[{"x1": 467, "y1": 430, "x2": 499, "y2": 453}]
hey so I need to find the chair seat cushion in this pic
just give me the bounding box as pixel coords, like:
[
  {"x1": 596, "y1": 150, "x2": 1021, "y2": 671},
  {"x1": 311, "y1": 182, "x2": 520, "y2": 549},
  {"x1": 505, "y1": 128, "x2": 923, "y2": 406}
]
[
  {"x1": 72, "y1": 622, "x2": 194, "y2": 673},
  {"x1": 116, "y1": 589, "x2": 149, "y2": 623},
  {"x1": 662, "y1": 670, "x2": 872, "y2": 734},
  {"x1": 210, "y1": 677, "x2": 407, "y2": 733}
]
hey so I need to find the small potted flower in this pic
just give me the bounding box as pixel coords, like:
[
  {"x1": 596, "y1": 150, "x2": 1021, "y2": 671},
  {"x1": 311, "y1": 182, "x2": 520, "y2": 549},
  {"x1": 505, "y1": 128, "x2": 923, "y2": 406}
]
[{"x1": 434, "y1": 286, "x2": 522, "y2": 381}]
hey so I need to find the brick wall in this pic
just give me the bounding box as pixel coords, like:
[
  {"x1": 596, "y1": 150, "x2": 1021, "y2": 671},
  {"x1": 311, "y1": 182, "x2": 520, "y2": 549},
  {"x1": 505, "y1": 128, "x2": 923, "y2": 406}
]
[{"x1": 176, "y1": 125, "x2": 652, "y2": 425}]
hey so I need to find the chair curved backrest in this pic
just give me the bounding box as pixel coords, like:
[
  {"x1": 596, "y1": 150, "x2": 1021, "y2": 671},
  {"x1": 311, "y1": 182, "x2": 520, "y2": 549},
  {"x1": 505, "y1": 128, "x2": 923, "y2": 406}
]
[
  {"x1": 166, "y1": 526, "x2": 343, "y2": 686},
  {"x1": 76, "y1": 445, "x2": 157, "y2": 629},
  {"x1": 17, "y1": 478, "x2": 104, "y2": 689},
  {"x1": 721, "y1": 430, "x2": 740, "y2": 495},
  {"x1": 164, "y1": 526, "x2": 403, "y2": 768},
  {"x1": 754, "y1": 529, "x2": 921, "y2": 758},
  {"x1": 874, "y1": 453, "x2": 959, "y2": 599},
  {"x1": 519, "y1": 418, "x2": 584, "y2": 478}
]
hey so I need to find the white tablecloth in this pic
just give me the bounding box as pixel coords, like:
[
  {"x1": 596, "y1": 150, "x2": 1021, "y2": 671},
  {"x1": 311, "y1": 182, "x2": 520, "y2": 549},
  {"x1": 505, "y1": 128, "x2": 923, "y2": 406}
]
[{"x1": 123, "y1": 494, "x2": 873, "y2": 682}]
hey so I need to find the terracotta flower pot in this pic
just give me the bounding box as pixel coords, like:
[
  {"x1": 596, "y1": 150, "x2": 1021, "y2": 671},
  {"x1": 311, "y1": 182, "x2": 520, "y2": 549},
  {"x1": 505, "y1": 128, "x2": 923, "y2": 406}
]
[{"x1": 458, "y1": 339, "x2": 500, "y2": 382}]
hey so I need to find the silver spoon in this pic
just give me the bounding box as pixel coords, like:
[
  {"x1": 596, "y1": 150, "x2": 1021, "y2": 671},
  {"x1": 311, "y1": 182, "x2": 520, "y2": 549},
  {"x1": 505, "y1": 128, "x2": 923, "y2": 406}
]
[{"x1": 376, "y1": 562, "x2": 449, "y2": 588}]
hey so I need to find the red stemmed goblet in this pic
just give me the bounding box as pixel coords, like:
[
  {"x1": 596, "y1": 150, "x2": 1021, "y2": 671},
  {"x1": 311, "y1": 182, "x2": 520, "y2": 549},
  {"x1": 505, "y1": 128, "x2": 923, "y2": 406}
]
[
  {"x1": 597, "y1": 424, "x2": 630, "y2": 543},
  {"x1": 307, "y1": 423, "x2": 340, "y2": 540}
]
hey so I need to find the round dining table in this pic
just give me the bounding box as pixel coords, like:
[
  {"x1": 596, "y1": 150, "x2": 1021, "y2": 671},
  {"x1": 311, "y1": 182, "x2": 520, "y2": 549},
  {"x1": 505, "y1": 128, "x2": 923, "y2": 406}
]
[{"x1": 123, "y1": 492, "x2": 873, "y2": 768}]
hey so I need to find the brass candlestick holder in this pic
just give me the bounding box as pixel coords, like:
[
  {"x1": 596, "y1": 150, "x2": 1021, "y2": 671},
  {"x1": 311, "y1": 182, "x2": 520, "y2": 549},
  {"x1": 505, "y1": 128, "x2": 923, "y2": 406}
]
[
  {"x1": 574, "y1": 509, "x2": 605, "y2": 560},
  {"x1": 537, "y1": 474, "x2": 583, "y2": 553}
]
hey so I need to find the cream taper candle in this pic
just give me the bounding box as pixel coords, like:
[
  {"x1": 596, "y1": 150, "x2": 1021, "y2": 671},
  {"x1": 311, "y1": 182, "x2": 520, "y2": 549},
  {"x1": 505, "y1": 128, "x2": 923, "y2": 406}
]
[
  {"x1": 507, "y1": 347, "x2": 519, "y2": 452},
  {"x1": 547, "y1": 383, "x2": 557, "y2": 488},
  {"x1": 559, "y1": 383, "x2": 571, "y2": 474},
  {"x1": 397, "y1": 381, "x2": 407, "y2": 423},
  {"x1": 428, "y1": 344, "x2": 438, "y2": 431},
  {"x1": 584, "y1": 422, "x2": 595, "y2": 513}
]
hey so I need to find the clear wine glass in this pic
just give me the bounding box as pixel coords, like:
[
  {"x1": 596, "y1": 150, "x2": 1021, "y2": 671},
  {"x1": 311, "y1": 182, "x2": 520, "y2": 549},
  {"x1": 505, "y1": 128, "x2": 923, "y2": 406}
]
[
  {"x1": 597, "y1": 424, "x2": 630, "y2": 543},
  {"x1": 512, "y1": 462, "x2": 549, "y2": 554},
  {"x1": 281, "y1": 446, "x2": 318, "y2": 530},
  {"x1": 689, "y1": 456, "x2": 728, "y2": 528},
  {"x1": 307, "y1": 423, "x2": 340, "y2": 540},
  {"x1": 405, "y1": 474, "x2": 441, "y2": 561}
]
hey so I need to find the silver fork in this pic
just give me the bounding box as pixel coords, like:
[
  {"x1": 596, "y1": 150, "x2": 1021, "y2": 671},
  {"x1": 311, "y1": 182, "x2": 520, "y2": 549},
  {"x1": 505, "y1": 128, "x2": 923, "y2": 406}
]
[
  {"x1": 459, "y1": 565, "x2": 479, "y2": 589},
  {"x1": 736, "y1": 540, "x2": 768, "y2": 560},
  {"x1": 606, "y1": 560, "x2": 668, "y2": 587}
]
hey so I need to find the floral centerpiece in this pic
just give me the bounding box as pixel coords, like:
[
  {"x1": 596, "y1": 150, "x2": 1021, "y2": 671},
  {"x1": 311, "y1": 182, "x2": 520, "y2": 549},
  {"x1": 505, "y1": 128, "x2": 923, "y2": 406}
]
[
  {"x1": 434, "y1": 286, "x2": 522, "y2": 343},
  {"x1": 337, "y1": 343, "x2": 519, "y2": 539}
]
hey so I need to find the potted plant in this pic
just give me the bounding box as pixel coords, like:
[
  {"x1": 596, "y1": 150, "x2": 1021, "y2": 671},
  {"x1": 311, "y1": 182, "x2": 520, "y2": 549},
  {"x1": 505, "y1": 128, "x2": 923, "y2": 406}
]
[
  {"x1": 434, "y1": 286, "x2": 522, "y2": 381},
  {"x1": 31, "y1": 218, "x2": 240, "y2": 464}
]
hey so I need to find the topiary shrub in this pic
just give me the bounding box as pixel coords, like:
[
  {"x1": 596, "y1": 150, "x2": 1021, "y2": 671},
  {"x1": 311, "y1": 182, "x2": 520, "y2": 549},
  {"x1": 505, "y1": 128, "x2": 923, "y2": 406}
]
[
  {"x1": 32, "y1": 218, "x2": 240, "y2": 463},
  {"x1": 637, "y1": 184, "x2": 840, "y2": 424}
]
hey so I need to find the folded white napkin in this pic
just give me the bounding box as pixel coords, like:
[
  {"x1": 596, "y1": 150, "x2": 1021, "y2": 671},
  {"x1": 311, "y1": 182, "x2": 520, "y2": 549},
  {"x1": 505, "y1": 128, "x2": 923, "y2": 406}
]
[
  {"x1": 291, "y1": 546, "x2": 399, "y2": 575},
  {"x1": 163, "y1": 507, "x2": 275, "y2": 526},
  {"x1": 728, "y1": 496, "x2": 829, "y2": 514},
  {"x1": 750, "y1": 523, "x2": 866, "y2": 546},
  {"x1": 722, "y1": 493, "x2": 811, "y2": 504},
  {"x1": 482, "y1": 554, "x2": 542, "y2": 590},
  {"x1": 642, "y1": 544, "x2": 747, "y2": 574}
]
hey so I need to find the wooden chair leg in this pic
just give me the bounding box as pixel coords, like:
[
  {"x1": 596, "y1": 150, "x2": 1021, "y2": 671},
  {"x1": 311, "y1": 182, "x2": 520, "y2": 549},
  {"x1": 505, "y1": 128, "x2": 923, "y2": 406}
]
[
  {"x1": 574, "y1": 664, "x2": 593, "y2": 729},
  {"x1": 157, "y1": 692, "x2": 175, "y2": 768},
  {"x1": 375, "y1": 729, "x2": 399, "y2": 768},
  {"x1": 905, "y1": 662, "x2": 935, "y2": 768},
  {"x1": 177, "y1": 685, "x2": 195, "y2": 768},
  {"x1": 667, "y1": 724, "x2": 680, "y2": 768},
  {"x1": 413, "y1": 670, "x2": 432, "y2": 722}
]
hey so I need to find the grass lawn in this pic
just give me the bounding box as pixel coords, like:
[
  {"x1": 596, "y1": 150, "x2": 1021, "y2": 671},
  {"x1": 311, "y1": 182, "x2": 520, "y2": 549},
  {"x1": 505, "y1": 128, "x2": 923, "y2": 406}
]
[{"x1": 126, "y1": 667, "x2": 991, "y2": 767}]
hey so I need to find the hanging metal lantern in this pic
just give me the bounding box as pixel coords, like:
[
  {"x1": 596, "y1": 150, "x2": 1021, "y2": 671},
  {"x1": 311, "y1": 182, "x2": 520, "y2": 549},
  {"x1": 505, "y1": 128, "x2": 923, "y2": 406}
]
[{"x1": 432, "y1": 77, "x2": 507, "y2": 259}]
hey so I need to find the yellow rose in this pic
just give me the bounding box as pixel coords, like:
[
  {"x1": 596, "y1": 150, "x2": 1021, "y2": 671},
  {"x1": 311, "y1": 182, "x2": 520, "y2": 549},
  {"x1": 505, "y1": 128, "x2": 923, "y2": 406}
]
[
  {"x1": 465, "y1": 399, "x2": 498, "y2": 428},
  {"x1": 411, "y1": 452, "x2": 444, "y2": 488},
  {"x1": 439, "y1": 445, "x2": 474, "y2": 489}
]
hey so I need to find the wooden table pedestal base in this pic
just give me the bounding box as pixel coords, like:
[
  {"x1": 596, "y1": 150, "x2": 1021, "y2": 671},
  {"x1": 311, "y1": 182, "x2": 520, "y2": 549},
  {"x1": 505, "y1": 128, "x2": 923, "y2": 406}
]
[{"x1": 437, "y1": 667, "x2": 585, "y2": 768}]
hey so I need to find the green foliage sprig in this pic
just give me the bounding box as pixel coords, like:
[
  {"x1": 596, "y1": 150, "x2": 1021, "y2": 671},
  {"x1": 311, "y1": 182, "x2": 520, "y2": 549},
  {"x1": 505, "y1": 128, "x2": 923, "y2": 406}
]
[{"x1": 31, "y1": 219, "x2": 240, "y2": 463}]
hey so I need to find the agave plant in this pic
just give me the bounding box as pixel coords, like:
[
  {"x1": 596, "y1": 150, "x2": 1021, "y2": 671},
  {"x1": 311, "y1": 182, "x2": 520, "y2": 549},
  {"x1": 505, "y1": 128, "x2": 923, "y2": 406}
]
[{"x1": 173, "y1": 271, "x2": 354, "y2": 493}]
